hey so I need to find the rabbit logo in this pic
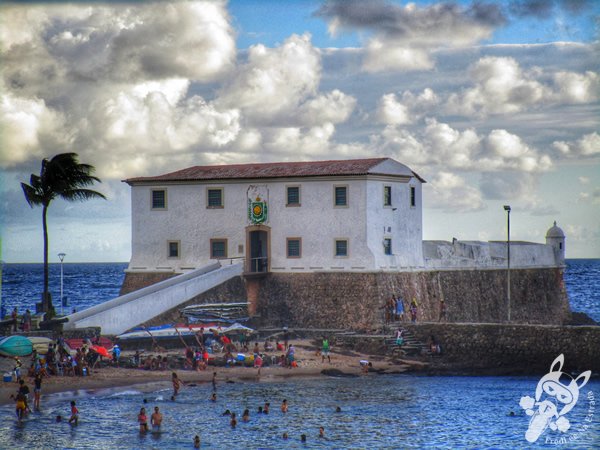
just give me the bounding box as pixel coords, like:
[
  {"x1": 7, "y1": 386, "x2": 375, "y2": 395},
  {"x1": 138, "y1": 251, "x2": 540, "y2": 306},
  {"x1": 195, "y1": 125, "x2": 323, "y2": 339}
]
[{"x1": 519, "y1": 354, "x2": 591, "y2": 443}]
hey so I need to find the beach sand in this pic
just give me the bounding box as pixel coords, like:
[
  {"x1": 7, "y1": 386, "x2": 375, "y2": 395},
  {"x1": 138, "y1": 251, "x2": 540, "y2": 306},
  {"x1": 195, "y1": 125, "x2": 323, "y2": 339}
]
[{"x1": 0, "y1": 339, "x2": 416, "y2": 406}]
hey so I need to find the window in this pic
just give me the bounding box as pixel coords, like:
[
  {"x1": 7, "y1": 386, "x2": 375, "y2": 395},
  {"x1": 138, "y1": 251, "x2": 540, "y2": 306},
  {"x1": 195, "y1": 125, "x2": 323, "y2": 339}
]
[
  {"x1": 335, "y1": 239, "x2": 348, "y2": 257},
  {"x1": 383, "y1": 238, "x2": 392, "y2": 255},
  {"x1": 207, "y1": 188, "x2": 224, "y2": 208},
  {"x1": 168, "y1": 241, "x2": 180, "y2": 258},
  {"x1": 410, "y1": 186, "x2": 416, "y2": 207},
  {"x1": 334, "y1": 185, "x2": 348, "y2": 207},
  {"x1": 210, "y1": 239, "x2": 227, "y2": 258},
  {"x1": 384, "y1": 185, "x2": 392, "y2": 206},
  {"x1": 286, "y1": 186, "x2": 300, "y2": 206},
  {"x1": 152, "y1": 189, "x2": 166, "y2": 210},
  {"x1": 287, "y1": 238, "x2": 301, "y2": 258}
]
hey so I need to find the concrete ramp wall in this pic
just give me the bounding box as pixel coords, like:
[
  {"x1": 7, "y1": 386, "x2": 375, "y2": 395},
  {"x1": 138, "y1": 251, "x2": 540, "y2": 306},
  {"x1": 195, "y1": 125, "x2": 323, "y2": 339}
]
[{"x1": 63, "y1": 262, "x2": 243, "y2": 335}]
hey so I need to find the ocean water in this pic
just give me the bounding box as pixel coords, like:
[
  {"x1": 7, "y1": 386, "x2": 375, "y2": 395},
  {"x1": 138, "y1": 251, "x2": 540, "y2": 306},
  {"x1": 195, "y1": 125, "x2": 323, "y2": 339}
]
[
  {"x1": 1, "y1": 259, "x2": 599, "y2": 323},
  {"x1": 0, "y1": 260, "x2": 598, "y2": 448},
  {"x1": 0, "y1": 375, "x2": 598, "y2": 449}
]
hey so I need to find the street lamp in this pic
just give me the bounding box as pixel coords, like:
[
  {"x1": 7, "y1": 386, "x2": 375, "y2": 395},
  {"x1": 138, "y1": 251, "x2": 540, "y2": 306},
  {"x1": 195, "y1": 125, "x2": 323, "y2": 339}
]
[
  {"x1": 58, "y1": 253, "x2": 66, "y2": 316},
  {"x1": 503, "y1": 205, "x2": 511, "y2": 322}
]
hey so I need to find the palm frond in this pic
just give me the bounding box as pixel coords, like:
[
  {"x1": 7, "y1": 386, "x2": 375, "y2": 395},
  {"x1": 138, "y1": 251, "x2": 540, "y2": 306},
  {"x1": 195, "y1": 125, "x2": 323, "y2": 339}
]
[
  {"x1": 60, "y1": 188, "x2": 107, "y2": 202},
  {"x1": 21, "y1": 183, "x2": 44, "y2": 207}
]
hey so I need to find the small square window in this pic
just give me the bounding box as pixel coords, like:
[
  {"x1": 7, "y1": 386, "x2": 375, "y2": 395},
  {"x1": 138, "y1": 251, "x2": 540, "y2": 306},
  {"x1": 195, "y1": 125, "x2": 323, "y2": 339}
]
[
  {"x1": 410, "y1": 186, "x2": 416, "y2": 207},
  {"x1": 334, "y1": 186, "x2": 348, "y2": 207},
  {"x1": 168, "y1": 241, "x2": 180, "y2": 258},
  {"x1": 383, "y1": 238, "x2": 392, "y2": 255},
  {"x1": 287, "y1": 186, "x2": 300, "y2": 206},
  {"x1": 287, "y1": 238, "x2": 301, "y2": 258},
  {"x1": 210, "y1": 239, "x2": 227, "y2": 258},
  {"x1": 207, "y1": 188, "x2": 223, "y2": 208},
  {"x1": 152, "y1": 190, "x2": 166, "y2": 209},
  {"x1": 384, "y1": 186, "x2": 392, "y2": 206},
  {"x1": 335, "y1": 239, "x2": 348, "y2": 257}
]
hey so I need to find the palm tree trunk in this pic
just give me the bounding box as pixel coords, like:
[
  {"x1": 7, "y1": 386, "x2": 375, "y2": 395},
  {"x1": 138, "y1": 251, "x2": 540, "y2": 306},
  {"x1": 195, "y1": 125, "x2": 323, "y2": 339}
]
[{"x1": 42, "y1": 204, "x2": 52, "y2": 313}]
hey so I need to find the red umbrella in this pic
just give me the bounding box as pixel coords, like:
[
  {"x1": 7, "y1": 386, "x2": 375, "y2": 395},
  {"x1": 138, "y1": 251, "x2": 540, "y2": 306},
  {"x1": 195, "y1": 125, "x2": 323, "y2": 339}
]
[{"x1": 91, "y1": 345, "x2": 110, "y2": 358}]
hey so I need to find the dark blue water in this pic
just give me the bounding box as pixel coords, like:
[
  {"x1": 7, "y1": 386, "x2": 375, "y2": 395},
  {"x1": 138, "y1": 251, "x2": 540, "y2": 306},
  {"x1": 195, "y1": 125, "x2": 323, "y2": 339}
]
[
  {"x1": 0, "y1": 263, "x2": 127, "y2": 317},
  {"x1": 1, "y1": 259, "x2": 598, "y2": 323},
  {"x1": 0, "y1": 375, "x2": 598, "y2": 449}
]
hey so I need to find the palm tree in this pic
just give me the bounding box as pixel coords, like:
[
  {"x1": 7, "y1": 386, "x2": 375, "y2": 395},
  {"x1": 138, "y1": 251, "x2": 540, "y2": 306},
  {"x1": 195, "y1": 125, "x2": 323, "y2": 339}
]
[{"x1": 21, "y1": 153, "x2": 106, "y2": 317}]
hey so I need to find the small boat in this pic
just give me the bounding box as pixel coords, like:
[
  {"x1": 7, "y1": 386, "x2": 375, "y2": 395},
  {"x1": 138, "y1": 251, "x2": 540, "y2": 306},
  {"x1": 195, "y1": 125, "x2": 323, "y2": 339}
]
[
  {"x1": 0, "y1": 336, "x2": 33, "y2": 357},
  {"x1": 27, "y1": 337, "x2": 53, "y2": 354},
  {"x1": 117, "y1": 323, "x2": 253, "y2": 341}
]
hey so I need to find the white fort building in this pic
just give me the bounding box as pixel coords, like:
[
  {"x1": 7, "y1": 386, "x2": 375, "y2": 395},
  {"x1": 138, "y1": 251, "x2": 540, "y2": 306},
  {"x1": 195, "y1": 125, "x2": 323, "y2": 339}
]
[
  {"x1": 63, "y1": 157, "x2": 568, "y2": 334},
  {"x1": 124, "y1": 157, "x2": 565, "y2": 276}
]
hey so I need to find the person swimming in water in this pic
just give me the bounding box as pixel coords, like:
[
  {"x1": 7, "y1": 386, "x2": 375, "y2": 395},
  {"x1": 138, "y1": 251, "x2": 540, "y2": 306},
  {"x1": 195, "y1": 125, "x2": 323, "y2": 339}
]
[
  {"x1": 230, "y1": 412, "x2": 237, "y2": 428},
  {"x1": 242, "y1": 409, "x2": 250, "y2": 422},
  {"x1": 319, "y1": 427, "x2": 325, "y2": 438},
  {"x1": 210, "y1": 392, "x2": 217, "y2": 402},
  {"x1": 263, "y1": 402, "x2": 270, "y2": 414},
  {"x1": 281, "y1": 399, "x2": 288, "y2": 413},
  {"x1": 193, "y1": 435, "x2": 201, "y2": 448},
  {"x1": 301, "y1": 434, "x2": 307, "y2": 443},
  {"x1": 151, "y1": 406, "x2": 163, "y2": 432},
  {"x1": 138, "y1": 407, "x2": 148, "y2": 432},
  {"x1": 172, "y1": 372, "x2": 182, "y2": 397},
  {"x1": 68, "y1": 400, "x2": 79, "y2": 425}
]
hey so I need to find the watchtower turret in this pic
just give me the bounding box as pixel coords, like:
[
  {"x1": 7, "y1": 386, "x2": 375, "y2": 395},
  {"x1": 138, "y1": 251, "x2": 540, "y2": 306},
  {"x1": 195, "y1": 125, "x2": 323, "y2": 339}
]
[{"x1": 545, "y1": 221, "x2": 565, "y2": 265}]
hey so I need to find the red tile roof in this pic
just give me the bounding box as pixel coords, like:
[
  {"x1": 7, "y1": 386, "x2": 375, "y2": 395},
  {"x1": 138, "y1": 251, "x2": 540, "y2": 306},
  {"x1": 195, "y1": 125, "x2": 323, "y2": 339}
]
[{"x1": 124, "y1": 158, "x2": 424, "y2": 184}]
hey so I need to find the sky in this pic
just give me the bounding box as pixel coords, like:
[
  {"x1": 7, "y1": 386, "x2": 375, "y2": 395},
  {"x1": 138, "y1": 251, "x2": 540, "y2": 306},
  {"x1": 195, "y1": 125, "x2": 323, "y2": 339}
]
[{"x1": 0, "y1": 0, "x2": 598, "y2": 263}]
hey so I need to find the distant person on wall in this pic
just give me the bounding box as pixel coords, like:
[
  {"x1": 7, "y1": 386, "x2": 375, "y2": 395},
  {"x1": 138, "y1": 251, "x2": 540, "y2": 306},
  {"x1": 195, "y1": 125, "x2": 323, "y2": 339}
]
[
  {"x1": 410, "y1": 299, "x2": 418, "y2": 323},
  {"x1": 11, "y1": 307, "x2": 18, "y2": 332},
  {"x1": 438, "y1": 299, "x2": 446, "y2": 322},
  {"x1": 23, "y1": 309, "x2": 32, "y2": 332},
  {"x1": 396, "y1": 296, "x2": 405, "y2": 321}
]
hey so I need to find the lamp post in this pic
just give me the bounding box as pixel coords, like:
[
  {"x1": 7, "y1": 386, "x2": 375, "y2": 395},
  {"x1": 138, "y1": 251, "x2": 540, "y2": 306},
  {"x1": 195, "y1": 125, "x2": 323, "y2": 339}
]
[
  {"x1": 503, "y1": 205, "x2": 511, "y2": 322},
  {"x1": 58, "y1": 253, "x2": 66, "y2": 316}
]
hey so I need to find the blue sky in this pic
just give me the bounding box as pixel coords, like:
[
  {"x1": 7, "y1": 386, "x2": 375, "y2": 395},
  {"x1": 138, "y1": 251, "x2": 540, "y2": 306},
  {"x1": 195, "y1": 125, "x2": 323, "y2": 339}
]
[{"x1": 1, "y1": 0, "x2": 598, "y2": 262}]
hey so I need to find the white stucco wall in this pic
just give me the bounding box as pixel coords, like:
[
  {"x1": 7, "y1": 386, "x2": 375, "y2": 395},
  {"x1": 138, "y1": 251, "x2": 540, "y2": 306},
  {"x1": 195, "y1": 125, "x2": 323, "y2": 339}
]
[
  {"x1": 423, "y1": 240, "x2": 561, "y2": 269},
  {"x1": 128, "y1": 174, "x2": 424, "y2": 273}
]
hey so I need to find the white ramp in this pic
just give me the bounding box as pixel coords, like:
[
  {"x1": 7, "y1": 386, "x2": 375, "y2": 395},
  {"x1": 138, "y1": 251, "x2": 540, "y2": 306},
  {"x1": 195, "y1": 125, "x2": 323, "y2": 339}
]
[{"x1": 63, "y1": 262, "x2": 243, "y2": 335}]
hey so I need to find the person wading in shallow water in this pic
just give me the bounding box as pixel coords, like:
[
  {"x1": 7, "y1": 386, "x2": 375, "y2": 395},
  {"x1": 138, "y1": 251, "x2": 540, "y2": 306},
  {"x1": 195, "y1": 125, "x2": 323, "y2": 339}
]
[{"x1": 151, "y1": 406, "x2": 163, "y2": 432}]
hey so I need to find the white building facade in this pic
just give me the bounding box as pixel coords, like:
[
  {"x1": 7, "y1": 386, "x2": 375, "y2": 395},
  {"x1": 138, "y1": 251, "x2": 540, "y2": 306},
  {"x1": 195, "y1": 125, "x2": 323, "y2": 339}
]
[{"x1": 124, "y1": 158, "x2": 425, "y2": 274}]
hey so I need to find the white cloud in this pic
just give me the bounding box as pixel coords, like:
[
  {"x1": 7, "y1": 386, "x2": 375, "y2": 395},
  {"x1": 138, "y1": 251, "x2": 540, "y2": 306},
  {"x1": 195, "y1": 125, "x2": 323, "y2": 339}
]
[
  {"x1": 0, "y1": 90, "x2": 67, "y2": 166},
  {"x1": 376, "y1": 93, "x2": 411, "y2": 125},
  {"x1": 552, "y1": 132, "x2": 600, "y2": 158},
  {"x1": 217, "y1": 34, "x2": 321, "y2": 124},
  {"x1": 426, "y1": 172, "x2": 484, "y2": 212},
  {"x1": 298, "y1": 89, "x2": 356, "y2": 126},
  {"x1": 376, "y1": 119, "x2": 552, "y2": 173},
  {"x1": 578, "y1": 176, "x2": 590, "y2": 184},
  {"x1": 445, "y1": 56, "x2": 598, "y2": 117},
  {"x1": 317, "y1": 0, "x2": 503, "y2": 73}
]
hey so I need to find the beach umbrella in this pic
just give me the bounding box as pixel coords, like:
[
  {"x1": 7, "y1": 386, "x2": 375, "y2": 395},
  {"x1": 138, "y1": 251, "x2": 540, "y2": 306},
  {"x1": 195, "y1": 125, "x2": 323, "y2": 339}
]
[
  {"x1": 90, "y1": 345, "x2": 110, "y2": 358},
  {"x1": 0, "y1": 335, "x2": 34, "y2": 357}
]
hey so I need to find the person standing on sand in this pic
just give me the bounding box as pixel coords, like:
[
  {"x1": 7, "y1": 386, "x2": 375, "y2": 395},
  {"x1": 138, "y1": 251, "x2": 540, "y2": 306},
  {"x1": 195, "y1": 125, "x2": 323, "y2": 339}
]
[
  {"x1": 212, "y1": 371, "x2": 217, "y2": 391},
  {"x1": 151, "y1": 406, "x2": 163, "y2": 432},
  {"x1": 438, "y1": 299, "x2": 446, "y2": 322},
  {"x1": 282, "y1": 328, "x2": 290, "y2": 349},
  {"x1": 138, "y1": 407, "x2": 148, "y2": 432},
  {"x1": 33, "y1": 373, "x2": 42, "y2": 410},
  {"x1": 321, "y1": 337, "x2": 331, "y2": 363}
]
